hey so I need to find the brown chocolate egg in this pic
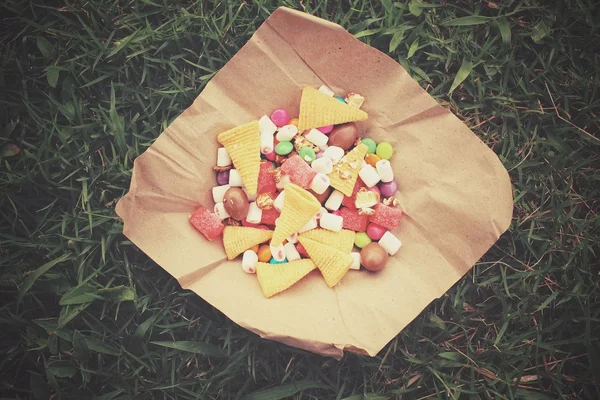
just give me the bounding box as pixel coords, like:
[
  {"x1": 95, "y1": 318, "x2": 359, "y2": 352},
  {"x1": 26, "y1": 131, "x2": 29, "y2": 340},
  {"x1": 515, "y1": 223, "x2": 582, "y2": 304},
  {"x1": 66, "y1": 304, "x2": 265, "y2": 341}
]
[
  {"x1": 223, "y1": 187, "x2": 249, "y2": 220},
  {"x1": 360, "y1": 242, "x2": 388, "y2": 272},
  {"x1": 329, "y1": 122, "x2": 359, "y2": 150}
]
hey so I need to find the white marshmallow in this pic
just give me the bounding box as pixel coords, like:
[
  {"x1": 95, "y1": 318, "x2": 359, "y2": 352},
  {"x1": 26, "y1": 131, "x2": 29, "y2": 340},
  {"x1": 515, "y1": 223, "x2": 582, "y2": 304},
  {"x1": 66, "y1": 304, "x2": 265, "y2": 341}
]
[
  {"x1": 311, "y1": 157, "x2": 333, "y2": 174},
  {"x1": 318, "y1": 85, "x2": 335, "y2": 97},
  {"x1": 310, "y1": 173, "x2": 330, "y2": 194},
  {"x1": 259, "y1": 115, "x2": 277, "y2": 136},
  {"x1": 270, "y1": 243, "x2": 286, "y2": 261},
  {"x1": 276, "y1": 125, "x2": 298, "y2": 142},
  {"x1": 324, "y1": 190, "x2": 344, "y2": 211},
  {"x1": 319, "y1": 213, "x2": 343, "y2": 232},
  {"x1": 217, "y1": 147, "x2": 231, "y2": 167},
  {"x1": 243, "y1": 187, "x2": 256, "y2": 202},
  {"x1": 228, "y1": 169, "x2": 243, "y2": 187},
  {"x1": 273, "y1": 190, "x2": 286, "y2": 211},
  {"x1": 322, "y1": 146, "x2": 345, "y2": 164},
  {"x1": 298, "y1": 217, "x2": 318, "y2": 233},
  {"x1": 315, "y1": 207, "x2": 328, "y2": 220},
  {"x1": 376, "y1": 159, "x2": 394, "y2": 183},
  {"x1": 212, "y1": 185, "x2": 230, "y2": 203},
  {"x1": 260, "y1": 130, "x2": 274, "y2": 155},
  {"x1": 379, "y1": 231, "x2": 402, "y2": 255},
  {"x1": 214, "y1": 202, "x2": 230, "y2": 219},
  {"x1": 275, "y1": 174, "x2": 291, "y2": 190},
  {"x1": 287, "y1": 233, "x2": 298, "y2": 244},
  {"x1": 246, "y1": 202, "x2": 262, "y2": 224},
  {"x1": 359, "y1": 164, "x2": 381, "y2": 187},
  {"x1": 284, "y1": 242, "x2": 301, "y2": 262},
  {"x1": 305, "y1": 129, "x2": 329, "y2": 149},
  {"x1": 349, "y1": 252, "x2": 361, "y2": 270},
  {"x1": 241, "y1": 250, "x2": 258, "y2": 273}
]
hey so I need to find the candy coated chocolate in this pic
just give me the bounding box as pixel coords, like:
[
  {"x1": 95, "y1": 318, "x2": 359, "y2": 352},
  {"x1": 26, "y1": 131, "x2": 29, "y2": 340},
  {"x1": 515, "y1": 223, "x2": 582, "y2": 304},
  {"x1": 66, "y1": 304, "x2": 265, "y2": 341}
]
[
  {"x1": 216, "y1": 171, "x2": 230, "y2": 186},
  {"x1": 223, "y1": 187, "x2": 249, "y2": 220},
  {"x1": 379, "y1": 180, "x2": 398, "y2": 198},
  {"x1": 360, "y1": 242, "x2": 388, "y2": 271},
  {"x1": 270, "y1": 108, "x2": 290, "y2": 127},
  {"x1": 328, "y1": 123, "x2": 359, "y2": 150}
]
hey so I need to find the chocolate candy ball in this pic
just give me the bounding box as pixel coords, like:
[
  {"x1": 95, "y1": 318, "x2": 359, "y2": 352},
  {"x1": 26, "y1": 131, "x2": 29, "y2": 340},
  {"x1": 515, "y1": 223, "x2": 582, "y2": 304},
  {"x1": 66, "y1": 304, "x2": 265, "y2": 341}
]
[
  {"x1": 223, "y1": 187, "x2": 249, "y2": 220},
  {"x1": 360, "y1": 242, "x2": 388, "y2": 272},
  {"x1": 329, "y1": 122, "x2": 359, "y2": 150}
]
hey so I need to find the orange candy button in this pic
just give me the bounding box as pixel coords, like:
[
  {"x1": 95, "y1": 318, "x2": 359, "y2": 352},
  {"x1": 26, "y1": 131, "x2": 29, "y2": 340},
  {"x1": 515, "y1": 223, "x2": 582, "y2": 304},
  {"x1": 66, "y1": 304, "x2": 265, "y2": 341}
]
[
  {"x1": 365, "y1": 153, "x2": 381, "y2": 167},
  {"x1": 257, "y1": 245, "x2": 272, "y2": 262}
]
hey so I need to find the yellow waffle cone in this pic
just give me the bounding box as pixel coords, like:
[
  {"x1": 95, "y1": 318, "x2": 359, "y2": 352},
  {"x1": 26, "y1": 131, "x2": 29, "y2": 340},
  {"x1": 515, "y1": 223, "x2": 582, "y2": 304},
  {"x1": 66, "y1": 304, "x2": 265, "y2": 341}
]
[
  {"x1": 217, "y1": 120, "x2": 261, "y2": 195},
  {"x1": 298, "y1": 237, "x2": 353, "y2": 288},
  {"x1": 256, "y1": 259, "x2": 316, "y2": 298},
  {"x1": 328, "y1": 142, "x2": 368, "y2": 196},
  {"x1": 271, "y1": 183, "x2": 321, "y2": 246},
  {"x1": 223, "y1": 226, "x2": 273, "y2": 260},
  {"x1": 299, "y1": 229, "x2": 355, "y2": 254},
  {"x1": 297, "y1": 87, "x2": 368, "y2": 131}
]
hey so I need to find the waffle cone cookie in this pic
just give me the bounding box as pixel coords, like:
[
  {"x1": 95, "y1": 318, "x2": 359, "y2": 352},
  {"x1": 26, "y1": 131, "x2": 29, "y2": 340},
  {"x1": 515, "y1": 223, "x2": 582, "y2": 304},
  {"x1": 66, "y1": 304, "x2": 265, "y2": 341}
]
[
  {"x1": 271, "y1": 183, "x2": 321, "y2": 246},
  {"x1": 256, "y1": 259, "x2": 317, "y2": 298},
  {"x1": 328, "y1": 142, "x2": 369, "y2": 196},
  {"x1": 297, "y1": 87, "x2": 368, "y2": 131},
  {"x1": 217, "y1": 120, "x2": 261, "y2": 195},
  {"x1": 299, "y1": 229, "x2": 355, "y2": 254},
  {"x1": 223, "y1": 226, "x2": 273, "y2": 260},
  {"x1": 298, "y1": 237, "x2": 353, "y2": 288}
]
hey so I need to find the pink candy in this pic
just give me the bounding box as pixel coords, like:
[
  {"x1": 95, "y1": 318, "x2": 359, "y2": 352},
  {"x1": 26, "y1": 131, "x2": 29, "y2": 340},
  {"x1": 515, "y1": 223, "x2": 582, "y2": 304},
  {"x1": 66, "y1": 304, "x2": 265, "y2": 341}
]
[
  {"x1": 281, "y1": 154, "x2": 317, "y2": 189},
  {"x1": 264, "y1": 149, "x2": 277, "y2": 161},
  {"x1": 261, "y1": 208, "x2": 280, "y2": 226},
  {"x1": 189, "y1": 207, "x2": 224, "y2": 240},
  {"x1": 341, "y1": 178, "x2": 366, "y2": 209},
  {"x1": 369, "y1": 203, "x2": 403, "y2": 230},
  {"x1": 270, "y1": 108, "x2": 290, "y2": 127},
  {"x1": 257, "y1": 162, "x2": 277, "y2": 194},
  {"x1": 331, "y1": 210, "x2": 342, "y2": 216},
  {"x1": 366, "y1": 223, "x2": 386, "y2": 240},
  {"x1": 317, "y1": 125, "x2": 334, "y2": 134},
  {"x1": 339, "y1": 207, "x2": 368, "y2": 232}
]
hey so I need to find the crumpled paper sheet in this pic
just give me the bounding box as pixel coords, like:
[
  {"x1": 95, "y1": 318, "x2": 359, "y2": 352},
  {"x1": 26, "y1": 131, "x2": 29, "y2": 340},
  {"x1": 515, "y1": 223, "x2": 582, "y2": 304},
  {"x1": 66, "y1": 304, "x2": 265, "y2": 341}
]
[{"x1": 116, "y1": 7, "x2": 513, "y2": 359}]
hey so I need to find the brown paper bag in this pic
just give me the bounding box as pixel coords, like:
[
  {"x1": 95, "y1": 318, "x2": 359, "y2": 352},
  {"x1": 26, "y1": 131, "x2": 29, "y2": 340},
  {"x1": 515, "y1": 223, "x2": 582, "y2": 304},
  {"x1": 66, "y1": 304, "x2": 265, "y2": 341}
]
[{"x1": 116, "y1": 7, "x2": 513, "y2": 358}]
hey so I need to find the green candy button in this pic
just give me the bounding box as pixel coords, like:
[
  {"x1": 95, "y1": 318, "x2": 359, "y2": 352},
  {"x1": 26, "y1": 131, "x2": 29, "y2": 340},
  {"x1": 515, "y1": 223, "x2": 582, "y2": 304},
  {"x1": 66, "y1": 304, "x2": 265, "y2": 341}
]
[
  {"x1": 299, "y1": 146, "x2": 316, "y2": 162},
  {"x1": 354, "y1": 232, "x2": 372, "y2": 249},
  {"x1": 275, "y1": 141, "x2": 293, "y2": 155},
  {"x1": 361, "y1": 138, "x2": 377, "y2": 154},
  {"x1": 376, "y1": 142, "x2": 393, "y2": 160}
]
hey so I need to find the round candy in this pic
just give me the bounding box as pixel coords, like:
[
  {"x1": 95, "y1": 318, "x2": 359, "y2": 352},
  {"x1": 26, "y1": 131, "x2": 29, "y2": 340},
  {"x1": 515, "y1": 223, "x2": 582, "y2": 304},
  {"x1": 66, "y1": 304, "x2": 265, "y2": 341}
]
[
  {"x1": 275, "y1": 141, "x2": 293, "y2": 155},
  {"x1": 316, "y1": 150, "x2": 325, "y2": 159},
  {"x1": 269, "y1": 257, "x2": 287, "y2": 264},
  {"x1": 364, "y1": 153, "x2": 381, "y2": 167},
  {"x1": 360, "y1": 242, "x2": 388, "y2": 272},
  {"x1": 376, "y1": 142, "x2": 393, "y2": 160},
  {"x1": 270, "y1": 108, "x2": 290, "y2": 127},
  {"x1": 354, "y1": 232, "x2": 372, "y2": 249},
  {"x1": 289, "y1": 118, "x2": 299, "y2": 127},
  {"x1": 257, "y1": 245, "x2": 272, "y2": 262},
  {"x1": 361, "y1": 138, "x2": 377, "y2": 154},
  {"x1": 216, "y1": 171, "x2": 230, "y2": 186},
  {"x1": 379, "y1": 180, "x2": 398, "y2": 198},
  {"x1": 317, "y1": 125, "x2": 334, "y2": 134},
  {"x1": 366, "y1": 223, "x2": 386, "y2": 241},
  {"x1": 223, "y1": 187, "x2": 249, "y2": 220},
  {"x1": 299, "y1": 146, "x2": 316, "y2": 163},
  {"x1": 264, "y1": 149, "x2": 277, "y2": 161},
  {"x1": 336, "y1": 97, "x2": 345, "y2": 103},
  {"x1": 250, "y1": 244, "x2": 260, "y2": 253},
  {"x1": 329, "y1": 123, "x2": 358, "y2": 151}
]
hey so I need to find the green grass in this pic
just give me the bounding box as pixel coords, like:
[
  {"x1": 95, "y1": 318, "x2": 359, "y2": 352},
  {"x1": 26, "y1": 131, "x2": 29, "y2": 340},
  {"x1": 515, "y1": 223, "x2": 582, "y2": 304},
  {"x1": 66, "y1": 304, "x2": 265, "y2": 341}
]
[{"x1": 1, "y1": 0, "x2": 599, "y2": 398}]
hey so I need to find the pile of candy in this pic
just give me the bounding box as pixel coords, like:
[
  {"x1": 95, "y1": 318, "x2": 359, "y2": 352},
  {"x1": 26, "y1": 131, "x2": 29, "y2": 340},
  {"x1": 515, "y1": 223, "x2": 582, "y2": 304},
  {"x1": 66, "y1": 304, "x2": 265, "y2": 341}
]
[{"x1": 189, "y1": 86, "x2": 403, "y2": 298}]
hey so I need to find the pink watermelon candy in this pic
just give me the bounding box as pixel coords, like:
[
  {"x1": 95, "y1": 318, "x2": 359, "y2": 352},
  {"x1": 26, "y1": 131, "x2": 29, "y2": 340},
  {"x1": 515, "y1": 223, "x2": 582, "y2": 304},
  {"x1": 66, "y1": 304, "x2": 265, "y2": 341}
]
[
  {"x1": 369, "y1": 203, "x2": 403, "y2": 230},
  {"x1": 339, "y1": 207, "x2": 369, "y2": 232},
  {"x1": 261, "y1": 207, "x2": 280, "y2": 226},
  {"x1": 189, "y1": 206, "x2": 224, "y2": 240},
  {"x1": 258, "y1": 161, "x2": 277, "y2": 194},
  {"x1": 341, "y1": 178, "x2": 366, "y2": 209},
  {"x1": 280, "y1": 154, "x2": 317, "y2": 189}
]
